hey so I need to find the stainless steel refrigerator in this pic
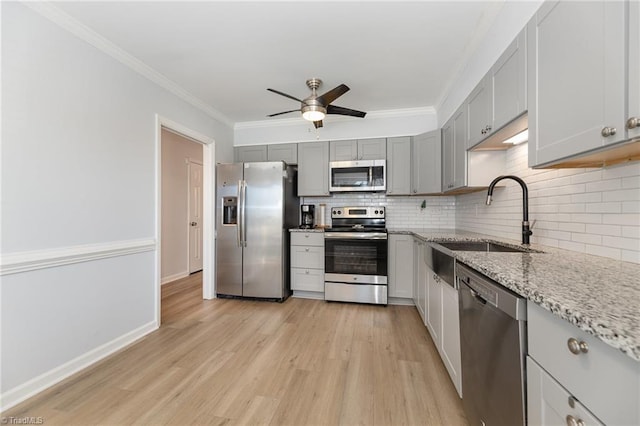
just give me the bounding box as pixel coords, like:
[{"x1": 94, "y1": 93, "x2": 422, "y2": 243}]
[{"x1": 215, "y1": 161, "x2": 299, "y2": 300}]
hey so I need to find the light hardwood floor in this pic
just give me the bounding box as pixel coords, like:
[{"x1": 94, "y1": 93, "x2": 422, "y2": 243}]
[{"x1": 4, "y1": 273, "x2": 468, "y2": 425}]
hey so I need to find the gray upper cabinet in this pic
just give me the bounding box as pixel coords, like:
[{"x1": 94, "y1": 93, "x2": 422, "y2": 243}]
[
  {"x1": 527, "y1": 1, "x2": 627, "y2": 168},
  {"x1": 330, "y1": 138, "x2": 386, "y2": 161},
  {"x1": 386, "y1": 137, "x2": 412, "y2": 195},
  {"x1": 267, "y1": 143, "x2": 298, "y2": 164},
  {"x1": 298, "y1": 141, "x2": 329, "y2": 196},
  {"x1": 466, "y1": 74, "x2": 492, "y2": 149},
  {"x1": 452, "y1": 106, "x2": 468, "y2": 190},
  {"x1": 412, "y1": 129, "x2": 441, "y2": 195},
  {"x1": 235, "y1": 145, "x2": 267, "y2": 162},
  {"x1": 467, "y1": 28, "x2": 527, "y2": 149},
  {"x1": 441, "y1": 117, "x2": 455, "y2": 192},
  {"x1": 492, "y1": 28, "x2": 527, "y2": 133},
  {"x1": 629, "y1": 0, "x2": 640, "y2": 140}
]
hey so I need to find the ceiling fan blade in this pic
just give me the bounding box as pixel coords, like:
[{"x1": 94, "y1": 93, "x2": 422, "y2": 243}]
[
  {"x1": 317, "y1": 84, "x2": 350, "y2": 105},
  {"x1": 326, "y1": 104, "x2": 367, "y2": 118},
  {"x1": 267, "y1": 109, "x2": 300, "y2": 117},
  {"x1": 267, "y1": 88, "x2": 303, "y2": 103},
  {"x1": 313, "y1": 120, "x2": 323, "y2": 129}
]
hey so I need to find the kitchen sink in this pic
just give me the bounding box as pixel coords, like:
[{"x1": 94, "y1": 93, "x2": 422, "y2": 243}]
[{"x1": 435, "y1": 241, "x2": 542, "y2": 253}]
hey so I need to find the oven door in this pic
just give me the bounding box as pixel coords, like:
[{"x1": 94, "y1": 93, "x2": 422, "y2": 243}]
[{"x1": 324, "y1": 232, "x2": 388, "y2": 284}]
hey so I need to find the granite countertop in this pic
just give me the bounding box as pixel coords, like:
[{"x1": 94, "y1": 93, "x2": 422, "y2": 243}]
[{"x1": 391, "y1": 228, "x2": 640, "y2": 362}]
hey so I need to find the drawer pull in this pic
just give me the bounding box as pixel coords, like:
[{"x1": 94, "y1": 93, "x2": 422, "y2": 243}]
[
  {"x1": 567, "y1": 337, "x2": 589, "y2": 355},
  {"x1": 305, "y1": 270, "x2": 309, "y2": 274},
  {"x1": 566, "y1": 414, "x2": 585, "y2": 426},
  {"x1": 305, "y1": 248, "x2": 310, "y2": 252},
  {"x1": 304, "y1": 234, "x2": 309, "y2": 238}
]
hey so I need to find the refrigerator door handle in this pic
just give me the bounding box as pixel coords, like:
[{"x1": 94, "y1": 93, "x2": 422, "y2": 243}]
[
  {"x1": 240, "y1": 180, "x2": 247, "y2": 247},
  {"x1": 236, "y1": 180, "x2": 243, "y2": 247}
]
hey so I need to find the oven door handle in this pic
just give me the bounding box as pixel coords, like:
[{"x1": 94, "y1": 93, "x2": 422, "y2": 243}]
[{"x1": 324, "y1": 232, "x2": 388, "y2": 240}]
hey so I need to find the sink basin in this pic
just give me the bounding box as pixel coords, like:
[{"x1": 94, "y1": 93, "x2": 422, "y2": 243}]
[{"x1": 435, "y1": 241, "x2": 541, "y2": 253}]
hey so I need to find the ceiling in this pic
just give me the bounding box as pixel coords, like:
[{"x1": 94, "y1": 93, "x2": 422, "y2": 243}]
[{"x1": 53, "y1": 1, "x2": 507, "y2": 125}]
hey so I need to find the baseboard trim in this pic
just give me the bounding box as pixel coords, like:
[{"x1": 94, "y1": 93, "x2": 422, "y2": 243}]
[
  {"x1": 291, "y1": 290, "x2": 325, "y2": 300},
  {"x1": 0, "y1": 238, "x2": 156, "y2": 276},
  {"x1": 389, "y1": 297, "x2": 415, "y2": 306},
  {"x1": 161, "y1": 271, "x2": 189, "y2": 285},
  {"x1": 0, "y1": 321, "x2": 157, "y2": 411}
]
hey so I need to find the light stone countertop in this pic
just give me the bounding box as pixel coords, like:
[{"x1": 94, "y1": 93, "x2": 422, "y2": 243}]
[
  {"x1": 388, "y1": 228, "x2": 640, "y2": 362},
  {"x1": 289, "y1": 228, "x2": 326, "y2": 233}
]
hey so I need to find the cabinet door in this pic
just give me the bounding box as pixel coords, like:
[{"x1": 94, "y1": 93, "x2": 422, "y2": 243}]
[
  {"x1": 491, "y1": 28, "x2": 527, "y2": 133},
  {"x1": 527, "y1": 1, "x2": 626, "y2": 167},
  {"x1": 388, "y1": 234, "x2": 414, "y2": 298},
  {"x1": 267, "y1": 143, "x2": 298, "y2": 164},
  {"x1": 441, "y1": 282, "x2": 462, "y2": 397},
  {"x1": 441, "y1": 117, "x2": 455, "y2": 192},
  {"x1": 298, "y1": 141, "x2": 329, "y2": 196},
  {"x1": 413, "y1": 239, "x2": 426, "y2": 323},
  {"x1": 358, "y1": 138, "x2": 386, "y2": 160},
  {"x1": 466, "y1": 74, "x2": 492, "y2": 149},
  {"x1": 629, "y1": 0, "x2": 640, "y2": 140},
  {"x1": 235, "y1": 145, "x2": 267, "y2": 162},
  {"x1": 330, "y1": 140, "x2": 357, "y2": 161},
  {"x1": 412, "y1": 129, "x2": 441, "y2": 195},
  {"x1": 452, "y1": 106, "x2": 467, "y2": 189},
  {"x1": 425, "y1": 269, "x2": 442, "y2": 348},
  {"x1": 386, "y1": 137, "x2": 412, "y2": 195},
  {"x1": 528, "y1": 357, "x2": 604, "y2": 426}
]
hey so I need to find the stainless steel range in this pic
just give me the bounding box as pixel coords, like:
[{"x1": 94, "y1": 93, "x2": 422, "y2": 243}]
[{"x1": 324, "y1": 206, "x2": 387, "y2": 305}]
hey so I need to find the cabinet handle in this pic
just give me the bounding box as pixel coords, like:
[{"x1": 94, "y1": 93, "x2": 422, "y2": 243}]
[
  {"x1": 567, "y1": 337, "x2": 589, "y2": 355},
  {"x1": 305, "y1": 248, "x2": 310, "y2": 252},
  {"x1": 485, "y1": 125, "x2": 492, "y2": 132},
  {"x1": 304, "y1": 234, "x2": 309, "y2": 238},
  {"x1": 305, "y1": 270, "x2": 309, "y2": 274},
  {"x1": 413, "y1": 189, "x2": 417, "y2": 193},
  {"x1": 627, "y1": 117, "x2": 640, "y2": 129},
  {"x1": 601, "y1": 126, "x2": 617, "y2": 137},
  {"x1": 566, "y1": 415, "x2": 585, "y2": 426}
]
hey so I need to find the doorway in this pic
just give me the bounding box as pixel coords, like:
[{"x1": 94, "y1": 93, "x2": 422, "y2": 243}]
[{"x1": 156, "y1": 116, "x2": 215, "y2": 326}]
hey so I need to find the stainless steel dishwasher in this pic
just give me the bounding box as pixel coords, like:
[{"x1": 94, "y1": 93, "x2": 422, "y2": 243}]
[{"x1": 457, "y1": 262, "x2": 527, "y2": 426}]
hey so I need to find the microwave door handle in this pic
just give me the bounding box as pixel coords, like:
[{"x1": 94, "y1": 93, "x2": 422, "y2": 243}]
[{"x1": 368, "y1": 166, "x2": 373, "y2": 186}]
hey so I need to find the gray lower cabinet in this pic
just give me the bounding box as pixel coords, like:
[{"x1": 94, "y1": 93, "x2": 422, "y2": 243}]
[
  {"x1": 412, "y1": 238, "x2": 427, "y2": 323},
  {"x1": 267, "y1": 143, "x2": 298, "y2": 164},
  {"x1": 298, "y1": 141, "x2": 329, "y2": 196},
  {"x1": 527, "y1": 1, "x2": 627, "y2": 167},
  {"x1": 527, "y1": 301, "x2": 639, "y2": 425},
  {"x1": 387, "y1": 234, "x2": 414, "y2": 299},
  {"x1": 235, "y1": 145, "x2": 267, "y2": 162},
  {"x1": 290, "y1": 232, "x2": 324, "y2": 293}
]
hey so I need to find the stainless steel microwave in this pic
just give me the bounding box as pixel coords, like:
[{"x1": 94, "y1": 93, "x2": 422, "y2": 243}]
[{"x1": 329, "y1": 159, "x2": 386, "y2": 192}]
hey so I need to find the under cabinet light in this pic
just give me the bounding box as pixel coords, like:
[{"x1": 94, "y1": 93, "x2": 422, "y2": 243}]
[{"x1": 503, "y1": 129, "x2": 529, "y2": 145}]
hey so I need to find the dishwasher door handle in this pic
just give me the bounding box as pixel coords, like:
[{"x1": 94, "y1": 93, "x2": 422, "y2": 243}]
[{"x1": 469, "y1": 288, "x2": 487, "y2": 305}]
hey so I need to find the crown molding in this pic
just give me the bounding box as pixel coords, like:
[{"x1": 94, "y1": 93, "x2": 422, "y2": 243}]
[
  {"x1": 234, "y1": 106, "x2": 437, "y2": 130},
  {"x1": 23, "y1": 2, "x2": 234, "y2": 128}
]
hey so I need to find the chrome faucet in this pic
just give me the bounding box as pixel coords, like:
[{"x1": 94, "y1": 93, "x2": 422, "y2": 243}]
[{"x1": 486, "y1": 175, "x2": 533, "y2": 245}]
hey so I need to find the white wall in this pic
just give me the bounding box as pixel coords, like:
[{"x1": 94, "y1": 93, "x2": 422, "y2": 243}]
[
  {"x1": 234, "y1": 108, "x2": 437, "y2": 146},
  {"x1": 0, "y1": 2, "x2": 233, "y2": 409},
  {"x1": 456, "y1": 143, "x2": 640, "y2": 263},
  {"x1": 161, "y1": 129, "x2": 203, "y2": 283}
]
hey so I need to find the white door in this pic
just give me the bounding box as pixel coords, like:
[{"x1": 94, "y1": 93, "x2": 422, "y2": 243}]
[{"x1": 188, "y1": 161, "x2": 203, "y2": 273}]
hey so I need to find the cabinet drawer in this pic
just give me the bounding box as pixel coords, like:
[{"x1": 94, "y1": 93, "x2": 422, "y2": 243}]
[
  {"x1": 527, "y1": 357, "x2": 603, "y2": 426},
  {"x1": 291, "y1": 268, "x2": 324, "y2": 292},
  {"x1": 528, "y1": 302, "x2": 640, "y2": 426},
  {"x1": 291, "y1": 246, "x2": 324, "y2": 269},
  {"x1": 291, "y1": 232, "x2": 324, "y2": 247}
]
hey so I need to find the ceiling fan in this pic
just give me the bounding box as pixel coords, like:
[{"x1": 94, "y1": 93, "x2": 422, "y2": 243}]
[{"x1": 267, "y1": 78, "x2": 367, "y2": 128}]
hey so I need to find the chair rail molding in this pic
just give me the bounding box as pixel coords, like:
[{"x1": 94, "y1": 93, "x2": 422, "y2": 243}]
[{"x1": 0, "y1": 238, "x2": 156, "y2": 276}]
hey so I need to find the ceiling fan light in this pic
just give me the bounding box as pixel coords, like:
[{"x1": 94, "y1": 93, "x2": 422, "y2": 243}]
[{"x1": 301, "y1": 103, "x2": 326, "y2": 122}]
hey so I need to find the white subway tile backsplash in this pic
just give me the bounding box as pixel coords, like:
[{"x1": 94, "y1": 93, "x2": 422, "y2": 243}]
[{"x1": 455, "y1": 143, "x2": 639, "y2": 263}]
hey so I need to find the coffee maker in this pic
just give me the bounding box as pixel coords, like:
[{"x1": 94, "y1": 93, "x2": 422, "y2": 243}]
[{"x1": 300, "y1": 204, "x2": 315, "y2": 229}]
